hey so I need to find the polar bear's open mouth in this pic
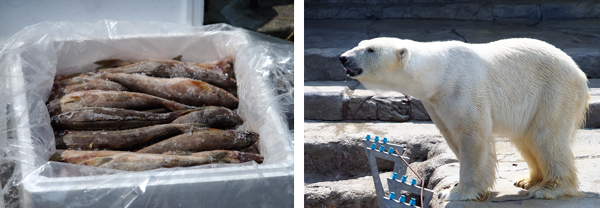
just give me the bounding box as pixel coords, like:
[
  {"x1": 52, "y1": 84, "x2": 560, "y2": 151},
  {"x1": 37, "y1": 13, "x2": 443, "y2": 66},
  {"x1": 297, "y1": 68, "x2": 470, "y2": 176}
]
[
  {"x1": 344, "y1": 67, "x2": 363, "y2": 77},
  {"x1": 340, "y1": 56, "x2": 363, "y2": 77}
]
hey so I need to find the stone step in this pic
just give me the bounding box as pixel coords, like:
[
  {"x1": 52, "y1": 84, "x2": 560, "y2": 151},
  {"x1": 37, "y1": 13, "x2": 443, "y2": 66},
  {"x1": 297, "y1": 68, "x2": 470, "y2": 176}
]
[
  {"x1": 306, "y1": 0, "x2": 480, "y2": 4},
  {"x1": 305, "y1": 0, "x2": 600, "y2": 20},
  {"x1": 304, "y1": 80, "x2": 600, "y2": 128},
  {"x1": 304, "y1": 121, "x2": 600, "y2": 207},
  {"x1": 305, "y1": 19, "x2": 600, "y2": 81}
]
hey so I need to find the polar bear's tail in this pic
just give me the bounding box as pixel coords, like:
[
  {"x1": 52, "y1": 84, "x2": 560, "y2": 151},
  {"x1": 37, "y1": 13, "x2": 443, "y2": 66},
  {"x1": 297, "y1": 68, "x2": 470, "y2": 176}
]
[{"x1": 578, "y1": 89, "x2": 591, "y2": 129}]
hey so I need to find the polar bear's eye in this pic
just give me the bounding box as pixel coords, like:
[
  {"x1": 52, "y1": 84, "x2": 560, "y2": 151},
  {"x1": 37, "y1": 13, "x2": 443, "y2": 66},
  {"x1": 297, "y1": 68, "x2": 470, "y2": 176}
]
[{"x1": 367, "y1": 48, "x2": 374, "y2": 53}]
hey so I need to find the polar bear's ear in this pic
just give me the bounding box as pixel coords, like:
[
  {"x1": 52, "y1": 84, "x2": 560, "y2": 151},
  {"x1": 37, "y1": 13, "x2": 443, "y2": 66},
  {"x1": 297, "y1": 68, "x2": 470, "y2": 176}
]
[{"x1": 398, "y1": 48, "x2": 410, "y2": 66}]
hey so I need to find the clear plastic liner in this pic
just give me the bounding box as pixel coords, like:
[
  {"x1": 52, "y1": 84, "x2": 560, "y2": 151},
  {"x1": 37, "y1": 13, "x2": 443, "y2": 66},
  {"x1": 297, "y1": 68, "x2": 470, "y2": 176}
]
[{"x1": 0, "y1": 20, "x2": 293, "y2": 207}]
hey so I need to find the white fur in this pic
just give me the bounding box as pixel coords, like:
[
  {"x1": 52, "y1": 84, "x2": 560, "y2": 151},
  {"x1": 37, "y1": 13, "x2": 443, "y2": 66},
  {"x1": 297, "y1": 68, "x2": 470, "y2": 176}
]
[{"x1": 342, "y1": 37, "x2": 589, "y2": 200}]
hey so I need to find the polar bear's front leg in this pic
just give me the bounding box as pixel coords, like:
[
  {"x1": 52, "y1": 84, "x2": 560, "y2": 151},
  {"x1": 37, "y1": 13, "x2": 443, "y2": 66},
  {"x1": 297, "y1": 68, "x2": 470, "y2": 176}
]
[
  {"x1": 422, "y1": 102, "x2": 460, "y2": 156},
  {"x1": 443, "y1": 129, "x2": 497, "y2": 201},
  {"x1": 433, "y1": 103, "x2": 497, "y2": 201}
]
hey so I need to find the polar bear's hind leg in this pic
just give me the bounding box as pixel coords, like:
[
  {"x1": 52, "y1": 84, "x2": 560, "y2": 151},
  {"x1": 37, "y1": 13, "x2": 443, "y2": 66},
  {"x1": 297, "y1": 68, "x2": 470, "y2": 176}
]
[
  {"x1": 525, "y1": 113, "x2": 582, "y2": 199},
  {"x1": 511, "y1": 136, "x2": 544, "y2": 190}
]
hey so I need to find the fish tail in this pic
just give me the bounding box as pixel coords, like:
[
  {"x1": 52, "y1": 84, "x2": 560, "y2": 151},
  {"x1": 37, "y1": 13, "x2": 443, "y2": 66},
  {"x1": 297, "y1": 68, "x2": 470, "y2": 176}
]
[
  {"x1": 217, "y1": 56, "x2": 235, "y2": 79},
  {"x1": 234, "y1": 151, "x2": 264, "y2": 164}
]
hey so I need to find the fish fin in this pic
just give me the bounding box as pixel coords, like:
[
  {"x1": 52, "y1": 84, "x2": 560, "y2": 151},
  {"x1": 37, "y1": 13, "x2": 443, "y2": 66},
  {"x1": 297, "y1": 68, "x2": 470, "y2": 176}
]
[
  {"x1": 94, "y1": 59, "x2": 136, "y2": 69},
  {"x1": 172, "y1": 55, "x2": 182, "y2": 61}
]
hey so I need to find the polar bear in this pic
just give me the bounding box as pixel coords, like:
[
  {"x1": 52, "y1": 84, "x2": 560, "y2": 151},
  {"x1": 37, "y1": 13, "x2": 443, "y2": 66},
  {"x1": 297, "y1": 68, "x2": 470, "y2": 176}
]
[{"x1": 340, "y1": 38, "x2": 589, "y2": 201}]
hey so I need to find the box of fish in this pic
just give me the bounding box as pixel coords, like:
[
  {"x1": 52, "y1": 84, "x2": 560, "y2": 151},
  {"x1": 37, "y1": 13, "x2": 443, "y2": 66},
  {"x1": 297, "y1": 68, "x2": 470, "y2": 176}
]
[{"x1": 0, "y1": 21, "x2": 293, "y2": 207}]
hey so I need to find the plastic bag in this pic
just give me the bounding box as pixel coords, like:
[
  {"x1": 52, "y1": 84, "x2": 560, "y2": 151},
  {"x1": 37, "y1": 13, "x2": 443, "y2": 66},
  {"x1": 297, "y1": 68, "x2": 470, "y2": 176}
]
[{"x1": 0, "y1": 20, "x2": 293, "y2": 207}]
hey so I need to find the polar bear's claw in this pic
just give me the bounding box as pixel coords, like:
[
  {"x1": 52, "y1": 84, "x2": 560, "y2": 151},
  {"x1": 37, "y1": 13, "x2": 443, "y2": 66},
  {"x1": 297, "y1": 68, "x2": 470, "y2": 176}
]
[
  {"x1": 442, "y1": 185, "x2": 490, "y2": 201},
  {"x1": 514, "y1": 176, "x2": 541, "y2": 190}
]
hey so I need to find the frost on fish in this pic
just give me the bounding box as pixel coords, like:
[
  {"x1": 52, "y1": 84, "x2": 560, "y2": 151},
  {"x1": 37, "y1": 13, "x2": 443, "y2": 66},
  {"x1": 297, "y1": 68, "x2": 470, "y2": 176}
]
[
  {"x1": 47, "y1": 90, "x2": 197, "y2": 116},
  {"x1": 79, "y1": 149, "x2": 261, "y2": 171},
  {"x1": 50, "y1": 149, "x2": 126, "y2": 164},
  {"x1": 95, "y1": 56, "x2": 237, "y2": 89},
  {"x1": 51, "y1": 107, "x2": 198, "y2": 130},
  {"x1": 100, "y1": 73, "x2": 238, "y2": 109},
  {"x1": 48, "y1": 72, "x2": 129, "y2": 103},
  {"x1": 55, "y1": 123, "x2": 205, "y2": 150},
  {"x1": 136, "y1": 129, "x2": 259, "y2": 154},
  {"x1": 171, "y1": 106, "x2": 243, "y2": 128}
]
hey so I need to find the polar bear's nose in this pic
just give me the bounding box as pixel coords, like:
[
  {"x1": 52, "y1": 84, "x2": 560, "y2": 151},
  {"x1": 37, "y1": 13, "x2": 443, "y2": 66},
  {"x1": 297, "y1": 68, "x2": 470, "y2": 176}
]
[{"x1": 340, "y1": 56, "x2": 348, "y2": 64}]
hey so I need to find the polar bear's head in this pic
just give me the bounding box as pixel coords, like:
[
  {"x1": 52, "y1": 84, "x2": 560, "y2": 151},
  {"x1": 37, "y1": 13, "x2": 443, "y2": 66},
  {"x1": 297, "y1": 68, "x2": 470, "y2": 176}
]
[{"x1": 340, "y1": 38, "x2": 410, "y2": 80}]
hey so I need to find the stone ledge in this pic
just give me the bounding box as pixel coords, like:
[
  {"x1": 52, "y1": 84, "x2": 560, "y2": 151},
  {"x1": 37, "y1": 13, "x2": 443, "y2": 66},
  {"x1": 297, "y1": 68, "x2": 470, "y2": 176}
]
[
  {"x1": 304, "y1": 86, "x2": 350, "y2": 121},
  {"x1": 304, "y1": 86, "x2": 428, "y2": 121},
  {"x1": 305, "y1": 0, "x2": 600, "y2": 20},
  {"x1": 304, "y1": 84, "x2": 600, "y2": 127}
]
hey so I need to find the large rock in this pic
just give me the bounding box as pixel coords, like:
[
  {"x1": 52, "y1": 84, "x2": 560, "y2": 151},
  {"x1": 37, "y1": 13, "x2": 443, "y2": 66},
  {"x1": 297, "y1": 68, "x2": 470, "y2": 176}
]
[
  {"x1": 304, "y1": 121, "x2": 442, "y2": 182},
  {"x1": 347, "y1": 90, "x2": 378, "y2": 120},
  {"x1": 303, "y1": 127, "x2": 450, "y2": 183},
  {"x1": 372, "y1": 92, "x2": 411, "y2": 122},
  {"x1": 403, "y1": 142, "x2": 458, "y2": 191},
  {"x1": 428, "y1": 162, "x2": 460, "y2": 190},
  {"x1": 403, "y1": 136, "x2": 445, "y2": 163},
  {"x1": 305, "y1": 86, "x2": 349, "y2": 120},
  {"x1": 408, "y1": 96, "x2": 431, "y2": 121},
  {"x1": 305, "y1": 172, "x2": 393, "y2": 208},
  {"x1": 304, "y1": 135, "x2": 402, "y2": 183}
]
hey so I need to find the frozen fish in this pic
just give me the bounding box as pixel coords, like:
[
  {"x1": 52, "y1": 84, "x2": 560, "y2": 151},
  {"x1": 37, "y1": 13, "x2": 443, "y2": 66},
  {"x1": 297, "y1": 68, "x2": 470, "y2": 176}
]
[
  {"x1": 160, "y1": 150, "x2": 263, "y2": 164},
  {"x1": 100, "y1": 73, "x2": 238, "y2": 109},
  {"x1": 137, "y1": 129, "x2": 259, "y2": 154},
  {"x1": 49, "y1": 75, "x2": 128, "y2": 102},
  {"x1": 55, "y1": 123, "x2": 204, "y2": 150},
  {"x1": 95, "y1": 56, "x2": 236, "y2": 89},
  {"x1": 50, "y1": 149, "x2": 125, "y2": 164},
  {"x1": 51, "y1": 107, "x2": 197, "y2": 130},
  {"x1": 171, "y1": 106, "x2": 243, "y2": 128},
  {"x1": 80, "y1": 150, "x2": 260, "y2": 171},
  {"x1": 47, "y1": 90, "x2": 197, "y2": 116}
]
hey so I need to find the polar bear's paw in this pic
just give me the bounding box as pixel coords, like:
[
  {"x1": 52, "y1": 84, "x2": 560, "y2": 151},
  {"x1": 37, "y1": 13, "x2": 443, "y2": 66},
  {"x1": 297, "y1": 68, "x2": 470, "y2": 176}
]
[
  {"x1": 441, "y1": 185, "x2": 490, "y2": 201},
  {"x1": 527, "y1": 181, "x2": 583, "y2": 199},
  {"x1": 514, "y1": 176, "x2": 541, "y2": 190}
]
